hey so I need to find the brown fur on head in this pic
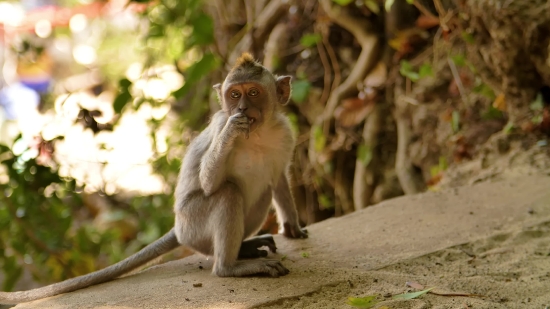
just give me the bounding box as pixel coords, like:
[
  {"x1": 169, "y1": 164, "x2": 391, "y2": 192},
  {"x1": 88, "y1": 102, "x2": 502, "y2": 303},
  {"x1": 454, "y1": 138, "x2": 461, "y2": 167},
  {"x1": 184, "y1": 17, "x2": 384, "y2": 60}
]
[
  {"x1": 225, "y1": 53, "x2": 267, "y2": 85},
  {"x1": 232, "y1": 52, "x2": 256, "y2": 69},
  {"x1": 213, "y1": 52, "x2": 291, "y2": 113}
]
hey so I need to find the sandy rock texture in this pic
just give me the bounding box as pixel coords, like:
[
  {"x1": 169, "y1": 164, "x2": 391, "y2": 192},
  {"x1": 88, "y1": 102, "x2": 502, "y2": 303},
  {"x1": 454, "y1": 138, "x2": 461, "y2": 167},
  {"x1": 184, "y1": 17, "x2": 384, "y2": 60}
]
[{"x1": 12, "y1": 175, "x2": 550, "y2": 309}]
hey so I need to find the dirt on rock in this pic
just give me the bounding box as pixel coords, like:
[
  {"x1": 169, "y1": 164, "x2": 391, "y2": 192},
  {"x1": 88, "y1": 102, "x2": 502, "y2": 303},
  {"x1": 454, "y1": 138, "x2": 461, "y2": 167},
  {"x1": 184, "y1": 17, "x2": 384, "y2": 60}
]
[{"x1": 258, "y1": 221, "x2": 550, "y2": 309}]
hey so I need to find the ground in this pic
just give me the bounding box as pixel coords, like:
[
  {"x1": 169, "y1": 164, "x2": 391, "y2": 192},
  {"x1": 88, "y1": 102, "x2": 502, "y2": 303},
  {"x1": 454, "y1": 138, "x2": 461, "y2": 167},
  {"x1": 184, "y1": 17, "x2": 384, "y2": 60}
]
[{"x1": 9, "y1": 174, "x2": 550, "y2": 309}]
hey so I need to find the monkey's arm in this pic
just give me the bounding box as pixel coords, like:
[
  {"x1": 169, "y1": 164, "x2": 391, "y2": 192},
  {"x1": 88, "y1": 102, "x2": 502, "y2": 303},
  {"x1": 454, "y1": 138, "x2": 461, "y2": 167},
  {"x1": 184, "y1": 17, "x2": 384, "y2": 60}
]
[
  {"x1": 199, "y1": 112, "x2": 247, "y2": 196},
  {"x1": 0, "y1": 229, "x2": 179, "y2": 305},
  {"x1": 272, "y1": 170, "x2": 308, "y2": 238}
]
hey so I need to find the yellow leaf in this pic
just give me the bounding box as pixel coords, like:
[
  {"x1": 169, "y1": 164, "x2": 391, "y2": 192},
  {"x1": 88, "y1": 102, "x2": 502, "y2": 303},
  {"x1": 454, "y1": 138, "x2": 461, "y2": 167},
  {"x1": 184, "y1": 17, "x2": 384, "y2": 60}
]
[{"x1": 492, "y1": 93, "x2": 506, "y2": 112}]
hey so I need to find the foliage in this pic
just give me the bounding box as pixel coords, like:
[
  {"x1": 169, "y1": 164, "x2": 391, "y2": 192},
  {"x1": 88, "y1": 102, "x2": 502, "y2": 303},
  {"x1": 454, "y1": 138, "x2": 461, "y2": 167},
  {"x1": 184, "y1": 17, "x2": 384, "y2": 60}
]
[
  {"x1": 1, "y1": 141, "x2": 103, "y2": 290},
  {"x1": 346, "y1": 295, "x2": 378, "y2": 308},
  {"x1": 1, "y1": 0, "x2": 214, "y2": 289},
  {"x1": 0, "y1": 138, "x2": 175, "y2": 290}
]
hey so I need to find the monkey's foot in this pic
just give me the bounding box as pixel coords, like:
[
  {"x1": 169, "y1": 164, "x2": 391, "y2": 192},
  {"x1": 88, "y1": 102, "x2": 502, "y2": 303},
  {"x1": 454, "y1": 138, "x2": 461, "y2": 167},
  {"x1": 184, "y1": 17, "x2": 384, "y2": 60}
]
[
  {"x1": 216, "y1": 260, "x2": 290, "y2": 277},
  {"x1": 282, "y1": 222, "x2": 308, "y2": 239},
  {"x1": 238, "y1": 234, "x2": 277, "y2": 259}
]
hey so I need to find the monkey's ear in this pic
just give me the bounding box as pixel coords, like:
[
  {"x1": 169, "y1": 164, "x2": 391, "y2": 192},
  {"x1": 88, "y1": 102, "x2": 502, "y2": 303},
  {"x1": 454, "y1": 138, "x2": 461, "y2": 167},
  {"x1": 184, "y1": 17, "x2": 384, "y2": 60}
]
[
  {"x1": 213, "y1": 83, "x2": 222, "y2": 103},
  {"x1": 276, "y1": 76, "x2": 292, "y2": 105}
]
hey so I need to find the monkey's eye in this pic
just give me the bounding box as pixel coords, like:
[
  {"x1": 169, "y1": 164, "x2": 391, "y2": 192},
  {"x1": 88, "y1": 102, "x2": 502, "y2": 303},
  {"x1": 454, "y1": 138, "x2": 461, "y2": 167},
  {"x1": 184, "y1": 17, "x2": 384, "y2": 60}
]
[
  {"x1": 248, "y1": 88, "x2": 259, "y2": 97},
  {"x1": 230, "y1": 90, "x2": 241, "y2": 99}
]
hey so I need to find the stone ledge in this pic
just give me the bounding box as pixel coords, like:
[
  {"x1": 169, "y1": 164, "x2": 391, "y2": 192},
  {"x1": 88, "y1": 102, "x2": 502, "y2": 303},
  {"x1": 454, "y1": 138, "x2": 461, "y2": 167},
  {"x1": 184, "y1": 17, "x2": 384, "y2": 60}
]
[{"x1": 13, "y1": 175, "x2": 550, "y2": 309}]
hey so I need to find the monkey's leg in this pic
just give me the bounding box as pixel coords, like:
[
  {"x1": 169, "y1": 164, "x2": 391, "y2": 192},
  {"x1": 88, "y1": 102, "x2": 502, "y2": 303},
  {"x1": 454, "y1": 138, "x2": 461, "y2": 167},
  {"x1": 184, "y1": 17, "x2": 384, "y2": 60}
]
[
  {"x1": 238, "y1": 234, "x2": 277, "y2": 259},
  {"x1": 212, "y1": 183, "x2": 289, "y2": 277},
  {"x1": 273, "y1": 172, "x2": 308, "y2": 238}
]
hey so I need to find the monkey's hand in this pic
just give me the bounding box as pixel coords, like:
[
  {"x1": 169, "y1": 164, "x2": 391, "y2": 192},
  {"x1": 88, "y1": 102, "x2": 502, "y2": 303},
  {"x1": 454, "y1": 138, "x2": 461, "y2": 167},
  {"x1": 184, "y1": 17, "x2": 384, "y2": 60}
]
[
  {"x1": 282, "y1": 222, "x2": 308, "y2": 239},
  {"x1": 224, "y1": 113, "x2": 251, "y2": 140}
]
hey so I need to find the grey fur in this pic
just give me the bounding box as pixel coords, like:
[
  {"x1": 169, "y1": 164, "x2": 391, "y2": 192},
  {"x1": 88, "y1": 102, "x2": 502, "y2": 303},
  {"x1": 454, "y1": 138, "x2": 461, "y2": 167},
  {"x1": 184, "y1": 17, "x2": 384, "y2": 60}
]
[{"x1": 0, "y1": 57, "x2": 306, "y2": 304}]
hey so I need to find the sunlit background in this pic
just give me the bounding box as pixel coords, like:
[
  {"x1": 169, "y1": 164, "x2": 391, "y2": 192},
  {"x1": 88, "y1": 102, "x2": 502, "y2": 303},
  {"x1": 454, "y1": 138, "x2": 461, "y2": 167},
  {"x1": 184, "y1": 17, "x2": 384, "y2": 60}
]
[{"x1": 0, "y1": 0, "x2": 187, "y2": 194}]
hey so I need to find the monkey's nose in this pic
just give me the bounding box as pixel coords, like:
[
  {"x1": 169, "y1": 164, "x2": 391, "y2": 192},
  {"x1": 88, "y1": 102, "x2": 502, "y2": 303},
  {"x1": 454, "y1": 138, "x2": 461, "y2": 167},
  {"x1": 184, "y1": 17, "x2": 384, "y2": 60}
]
[{"x1": 238, "y1": 106, "x2": 248, "y2": 112}]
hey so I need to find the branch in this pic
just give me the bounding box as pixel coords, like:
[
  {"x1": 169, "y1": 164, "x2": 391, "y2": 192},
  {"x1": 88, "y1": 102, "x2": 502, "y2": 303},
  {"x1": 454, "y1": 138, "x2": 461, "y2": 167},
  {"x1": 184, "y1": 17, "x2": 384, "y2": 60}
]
[
  {"x1": 308, "y1": 1, "x2": 380, "y2": 169},
  {"x1": 352, "y1": 105, "x2": 381, "y2": 210},
  {"x1": 318, "y1": 0, "x2": 379, "y2": 123},
  {"x1": 228, "y1": 0, "x2": 291, "y2": 64}
]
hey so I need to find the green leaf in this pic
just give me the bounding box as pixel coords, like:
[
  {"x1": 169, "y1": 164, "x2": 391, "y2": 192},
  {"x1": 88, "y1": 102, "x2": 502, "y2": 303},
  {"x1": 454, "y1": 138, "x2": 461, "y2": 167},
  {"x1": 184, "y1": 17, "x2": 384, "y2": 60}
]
[
  {"x1": 346, "y1": 295, "x2": 379, "y2": 308},
  {"x1": 451, "y1": 54, "x2": 466, "y2": 67},
  {"x1": 147, "y1": 23, "x2": 165, "y2": 38},
  {"x1": 461, "y1": 31, "x2": 475, "y2": 44},
  {"x1": 148, "y1": 5, "x2": 173, "y2": 25},
  {"x1": 301, "y1": 252, "x2": 310, "y2": 258},
  {"x1": 530, "y1": 93, "x2": 544, "y2": 111},
  {"x1": 451, "y1": 110, "x2": 460, "y2": 133},
  {"x1": 357, "y1": 144, "x2": 373, "y2": 165},
  {"x1": 318, "y1": 194, "x2": 333, "y2": 209},
  {"x1": 119, "y1": 78, "x2": 132, "y2": 88},
  {"x1": 187, "y1": 13, "x2": 214, "y2": 47},
  {"x1": 113, "y1": 91, "x2": 131, "y2": 114},
  {"x1": 393, "y1": 287, "x2": 434, "y2": 300},
  {"x1": 333, "y1": 0, "x2": 354, "y2": 5},
  {"x1": 2, "y1": 256, "x2": 22, "y2": 291},
  {"x1": 364, "y1": 0, "x2": 380, "y2": 14},
  {"x1": 300, "y1": 33, "x2": 322, "y2": 48},
  {"x1": 113, "y1": 78, "x2": 133, "y2": 114},
  {"x1": 406, "y1": 0, "x2": 414, "y2": 3},
  {"x1": 385, "y1": 0, "x2": 395, "y2": 12},
  {"x1": 419, "y1": 63, "x2": 433, "y2": 78},
  {"x1": 482, "y1": 106, "x2": 504, "y2": 120},
  {"x1": 312, "y1": 125, "x2": 326, "y2": 152},
  {"x1": 473, "y1": 82, "x2": 495, "y2": 100},
  {"x1": 532, "y1": 114, "x2": 543, "y2": 125},
  {"x1": 503, "y1": 122, "x2": 515, "y2": 134},
  {"x1": 173, "y1": 53, "x2": 220, "y2": 99},
  {"x1": 399, "y1": 60, "x2": 419, "y2": 81},
  {"x1": 291, "y1": 79, "x2": 311, "y2": 104},
  {"x1": 438, "y1": 156, "x2": 448, "y2": 171}
]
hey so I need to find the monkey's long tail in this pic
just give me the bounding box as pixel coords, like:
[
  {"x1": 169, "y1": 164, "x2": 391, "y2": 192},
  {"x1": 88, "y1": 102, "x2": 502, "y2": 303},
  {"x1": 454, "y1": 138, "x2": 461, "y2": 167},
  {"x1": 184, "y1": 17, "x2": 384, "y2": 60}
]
[{"x1": 0, "y1": 228, "x2": 179, "y2": 305}]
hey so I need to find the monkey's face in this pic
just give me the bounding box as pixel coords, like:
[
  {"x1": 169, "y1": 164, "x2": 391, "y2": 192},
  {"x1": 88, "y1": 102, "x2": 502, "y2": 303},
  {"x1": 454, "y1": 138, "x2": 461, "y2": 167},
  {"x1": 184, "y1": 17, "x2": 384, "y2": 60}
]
[{"x1": 222, "y1": 82, "x2": 273, "y2": 132}]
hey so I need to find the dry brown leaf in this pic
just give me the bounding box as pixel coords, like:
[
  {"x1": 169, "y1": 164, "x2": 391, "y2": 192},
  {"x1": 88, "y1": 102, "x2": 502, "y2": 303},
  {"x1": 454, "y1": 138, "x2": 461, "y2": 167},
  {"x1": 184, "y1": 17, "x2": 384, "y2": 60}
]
[
  {"x1": 334, "y1": 98, "x2": 374, "y2": 128},
  {"x1": 540, "y1": 107, "x2": 550, "y2": 135},
  {"x1": 363, "y1": 61, "x2": 387, "y2": 89},
  {"x1": 388, "y1": 28, "x2": 429, "y2": 53},
  {"x1": 416, "y1": 15, "x2": 441, "y2": 29}
]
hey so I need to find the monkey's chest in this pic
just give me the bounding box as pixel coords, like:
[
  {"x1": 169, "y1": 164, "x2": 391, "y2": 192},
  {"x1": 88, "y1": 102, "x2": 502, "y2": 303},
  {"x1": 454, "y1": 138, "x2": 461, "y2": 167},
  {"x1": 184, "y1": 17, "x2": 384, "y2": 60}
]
[{"x1": 228, "y1": 145, "x2": 286, "y2": 207}]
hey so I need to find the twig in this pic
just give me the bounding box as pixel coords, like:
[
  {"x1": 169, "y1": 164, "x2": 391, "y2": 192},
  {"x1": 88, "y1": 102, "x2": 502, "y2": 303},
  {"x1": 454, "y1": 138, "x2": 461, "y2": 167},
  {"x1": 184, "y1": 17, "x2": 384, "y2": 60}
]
[
  {"x1": 448, "y1": 57, "x2": 469, "y2": 106},
  {"x1": 316, "y1": 36, "x2": 332, "y2": 110},
  {"x1": 412, "y1": 0, "x2": 437, "y2": 18},
  {"x1": 324, "y1": 37, "x2": 341, "y2": 95}
]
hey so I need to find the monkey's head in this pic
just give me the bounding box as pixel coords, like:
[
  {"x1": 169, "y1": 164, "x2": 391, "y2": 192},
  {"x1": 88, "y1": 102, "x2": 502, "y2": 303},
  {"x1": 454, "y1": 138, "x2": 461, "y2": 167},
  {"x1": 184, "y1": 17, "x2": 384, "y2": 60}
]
[{"x1": 213, "y1": 53, "x2": 292, "y2": 133}]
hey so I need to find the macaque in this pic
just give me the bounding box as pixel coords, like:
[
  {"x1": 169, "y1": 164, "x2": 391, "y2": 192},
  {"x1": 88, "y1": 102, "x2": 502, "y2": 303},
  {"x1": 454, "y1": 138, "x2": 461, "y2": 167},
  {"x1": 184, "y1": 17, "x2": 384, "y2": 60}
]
[{"x1": 0, "y1": 53, "x2": 307, "y2": 304}]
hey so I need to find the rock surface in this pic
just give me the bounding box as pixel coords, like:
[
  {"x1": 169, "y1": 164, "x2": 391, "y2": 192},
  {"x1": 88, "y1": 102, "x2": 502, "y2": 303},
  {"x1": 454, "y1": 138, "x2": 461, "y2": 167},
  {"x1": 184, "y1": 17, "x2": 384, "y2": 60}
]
[{"x1": 13, "y1": 175, "x2": 550, "y2": 309}]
